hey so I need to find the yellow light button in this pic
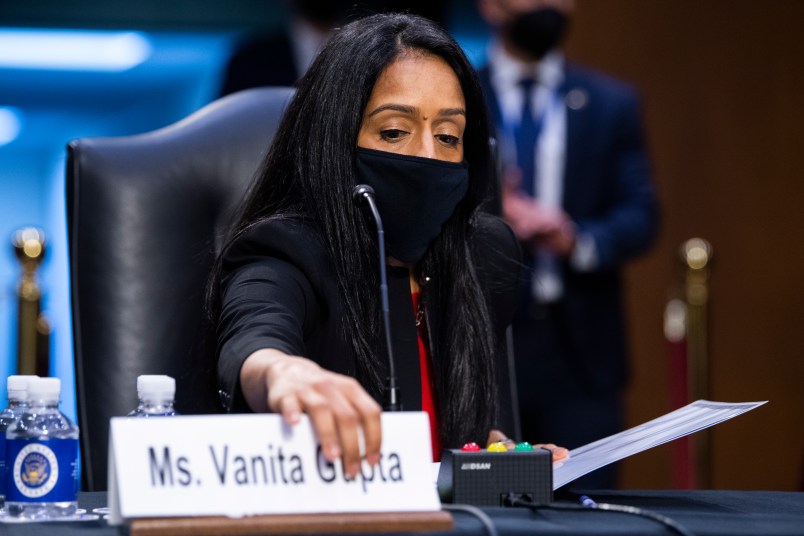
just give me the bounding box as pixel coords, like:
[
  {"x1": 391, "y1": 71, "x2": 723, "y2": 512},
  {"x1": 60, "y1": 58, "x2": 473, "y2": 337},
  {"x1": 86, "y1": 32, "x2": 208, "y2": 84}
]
[{"x1": 486, "y1": 441, "x2": 508, "y2": 452}]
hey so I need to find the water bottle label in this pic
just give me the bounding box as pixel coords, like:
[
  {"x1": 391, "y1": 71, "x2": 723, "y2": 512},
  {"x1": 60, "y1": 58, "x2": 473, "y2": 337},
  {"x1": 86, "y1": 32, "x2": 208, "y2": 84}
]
[{"x1": 5, "y1": 438, "x2": 79, "y2": 502}]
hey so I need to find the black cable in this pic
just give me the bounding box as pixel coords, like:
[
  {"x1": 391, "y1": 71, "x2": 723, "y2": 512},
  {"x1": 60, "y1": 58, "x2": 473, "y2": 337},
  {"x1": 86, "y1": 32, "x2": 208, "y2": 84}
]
[
  {"x1": 504, "y1": 493, "x2": 696, "y2": 536},
  {"x1": 579, "y1": 495, "x2": 696, "y2": 536},
  {"x1": 442, "y1": 503, "x2": 499, "y2": 536}
]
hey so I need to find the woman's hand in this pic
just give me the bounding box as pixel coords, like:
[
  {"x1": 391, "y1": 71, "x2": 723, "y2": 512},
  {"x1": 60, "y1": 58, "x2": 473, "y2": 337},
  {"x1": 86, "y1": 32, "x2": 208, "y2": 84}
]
[
  {"x1": 487, "y1": 429, "x2": 517, "y2": 451},
  {"x1": 486, "y1": 430, "x2": 569, "y2": 465},
  {"x1": 240, "y1": 348, "x2": 383, "y2": 478},
  {"x1": 532, "y1": 443, "x2": 570, "y2": 466}
]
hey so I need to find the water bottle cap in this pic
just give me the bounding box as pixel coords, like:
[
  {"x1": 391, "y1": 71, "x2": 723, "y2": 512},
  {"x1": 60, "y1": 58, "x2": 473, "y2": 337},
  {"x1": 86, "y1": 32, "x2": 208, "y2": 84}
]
[
  {"x1": 6, "y1": 375, "x2": 36, "y2": 399},
  {"x1": 27, "y1": 377, "x2": 61, "y2": 400},
  {"x1": 137, "y1": 375, "x2": 176, "y2": 401}
]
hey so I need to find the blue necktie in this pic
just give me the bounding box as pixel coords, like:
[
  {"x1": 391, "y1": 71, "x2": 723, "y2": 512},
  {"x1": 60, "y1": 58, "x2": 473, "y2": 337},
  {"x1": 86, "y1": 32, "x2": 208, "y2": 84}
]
[
  {"x1": 515, "y1": 78, "x2": 562, "y2": 302},
  {"x1": 515, "y1": 77, "x2": 540, "y2": 196}
]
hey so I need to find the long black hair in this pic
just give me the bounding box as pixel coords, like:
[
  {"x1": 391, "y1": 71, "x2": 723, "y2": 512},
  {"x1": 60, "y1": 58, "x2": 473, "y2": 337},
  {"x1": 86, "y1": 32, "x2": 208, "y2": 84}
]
[{"x1": 210, "y1": 13, "x2": 498, "y2": 447}]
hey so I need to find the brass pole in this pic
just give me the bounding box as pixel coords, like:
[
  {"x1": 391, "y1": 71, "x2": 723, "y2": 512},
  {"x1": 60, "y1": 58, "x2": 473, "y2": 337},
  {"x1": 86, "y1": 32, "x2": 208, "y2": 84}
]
[
  {"x1": 681, "y1": 237, "x2": 712, "y2": 488},
  {"x1": 13, "y1": 228, "x2": 49, "y2": 377}
]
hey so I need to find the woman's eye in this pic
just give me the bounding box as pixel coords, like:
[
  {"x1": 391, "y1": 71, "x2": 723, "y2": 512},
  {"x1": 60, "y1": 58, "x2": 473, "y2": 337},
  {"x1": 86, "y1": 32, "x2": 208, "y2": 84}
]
[
  {"x1": 437, "y1": 134, "x2": 460, "y2": 147},
  {"x1": 380, "y1": 129, "x2": 406, "y2": 141}
]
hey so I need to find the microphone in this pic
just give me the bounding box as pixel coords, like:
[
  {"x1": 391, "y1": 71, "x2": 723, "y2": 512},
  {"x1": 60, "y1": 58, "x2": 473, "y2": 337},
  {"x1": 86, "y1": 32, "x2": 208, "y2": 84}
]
[{"x1": 352, "y1": 184, "x2": 401, "y2": 412}]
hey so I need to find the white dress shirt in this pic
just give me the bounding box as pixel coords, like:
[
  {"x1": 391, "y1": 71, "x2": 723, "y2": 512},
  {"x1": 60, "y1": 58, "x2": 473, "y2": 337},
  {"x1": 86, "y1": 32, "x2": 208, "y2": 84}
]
[{"x1": 487, "y1": 43, "x2": 599, "y2": 301}]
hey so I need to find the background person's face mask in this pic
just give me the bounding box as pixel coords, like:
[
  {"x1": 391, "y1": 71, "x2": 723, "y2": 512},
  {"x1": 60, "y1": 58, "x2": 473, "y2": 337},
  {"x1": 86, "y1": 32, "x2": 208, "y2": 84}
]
[
  {"x1": 355, "y1": 147, "x2": 469, "y2": 263},
  {"x1": 506, "y1": 7, "x2": 569, "y2": 60}
]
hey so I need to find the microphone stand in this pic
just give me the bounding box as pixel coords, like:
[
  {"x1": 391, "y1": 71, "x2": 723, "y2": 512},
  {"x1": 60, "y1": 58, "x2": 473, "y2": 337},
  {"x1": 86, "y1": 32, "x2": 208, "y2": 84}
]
[{"x1": 352, "y1": 184, "x2": 401, "y2": 411}]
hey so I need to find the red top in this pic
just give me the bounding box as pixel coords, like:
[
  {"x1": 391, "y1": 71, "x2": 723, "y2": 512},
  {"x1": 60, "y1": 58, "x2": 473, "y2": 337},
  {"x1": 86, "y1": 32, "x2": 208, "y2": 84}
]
[{"x1": 411, "y1": 291, "x2": 442, "y2": 461}]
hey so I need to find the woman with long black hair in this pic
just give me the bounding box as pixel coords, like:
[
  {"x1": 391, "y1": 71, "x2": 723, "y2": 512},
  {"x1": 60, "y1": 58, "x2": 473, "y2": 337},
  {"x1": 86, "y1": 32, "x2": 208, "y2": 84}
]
[{"x1": 210, "y1": 12, "x2": 567, "y2": 477}]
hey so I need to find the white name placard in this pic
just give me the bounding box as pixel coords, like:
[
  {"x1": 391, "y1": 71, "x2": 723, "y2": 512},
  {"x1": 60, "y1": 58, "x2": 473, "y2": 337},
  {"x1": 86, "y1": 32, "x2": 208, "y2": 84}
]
[{"x1": 107, "y1": 412, "x2": 439, "y2": 524}]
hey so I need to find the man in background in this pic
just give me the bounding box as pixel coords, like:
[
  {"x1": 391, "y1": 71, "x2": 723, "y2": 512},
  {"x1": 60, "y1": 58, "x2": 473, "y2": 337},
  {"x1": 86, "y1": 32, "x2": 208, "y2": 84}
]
[
  {"x1": 220, "y1": 0, "x2": 449, "y2": 95},
  {"x1": 477, "y1": 0, "x2": 659, "y2": 488},
  {"x1": 219, "y1": 0, "x2": 346, "y2": 95}
]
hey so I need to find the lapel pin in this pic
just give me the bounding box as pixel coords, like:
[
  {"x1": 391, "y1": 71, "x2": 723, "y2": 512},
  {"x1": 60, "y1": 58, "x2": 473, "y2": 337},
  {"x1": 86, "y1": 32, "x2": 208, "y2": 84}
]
[{"x1": 565, "y1": 88, "x2": 589, "y2": 110}]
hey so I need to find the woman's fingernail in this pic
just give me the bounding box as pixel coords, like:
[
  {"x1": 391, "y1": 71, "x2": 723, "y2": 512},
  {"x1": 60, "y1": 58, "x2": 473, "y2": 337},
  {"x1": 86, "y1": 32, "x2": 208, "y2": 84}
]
[
  {"x1": 348, "y1": 463, "x2": 361, "y2": 477},
  {"x1": 327, "y1": 445, "x2": 341, "y2": 460}
]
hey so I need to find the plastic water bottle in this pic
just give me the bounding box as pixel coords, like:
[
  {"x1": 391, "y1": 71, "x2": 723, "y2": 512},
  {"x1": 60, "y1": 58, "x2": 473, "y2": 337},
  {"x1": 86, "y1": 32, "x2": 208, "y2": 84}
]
[
  {"x1": 128, "y1": 375, "x2": 178, "y2": 417},
  {"x1": 1, "y1": 375, "x2": 36, "y2": 508},
  {"x1": 4, "y1": 377, "x2": 80, "y2": 519},
  {"x1": 86, "y1": 375, "x2": 180, "y2": 518}
]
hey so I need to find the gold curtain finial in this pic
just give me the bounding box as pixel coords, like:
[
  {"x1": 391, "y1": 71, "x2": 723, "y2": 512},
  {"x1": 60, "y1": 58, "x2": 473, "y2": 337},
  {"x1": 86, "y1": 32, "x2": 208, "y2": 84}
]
[
  {"x1": 680, "y1": 237, "x2": 713, "y2": 488},
  {"x1": 682, "y1": 238, "x2": 712, "y2": 271},
  {"x1": 13, "y1": 227, "x2": 50, "y2": 377},
  {"x1": 14, "y1": 227, "x2": 46, "y2": 265}
]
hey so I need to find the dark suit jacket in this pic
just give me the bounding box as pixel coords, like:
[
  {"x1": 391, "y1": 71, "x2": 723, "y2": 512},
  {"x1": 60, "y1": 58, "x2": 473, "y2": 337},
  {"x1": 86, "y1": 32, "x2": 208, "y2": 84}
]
[
  {"x1": 478, "y1": 62, "x2": 659, "y2": 393},
  {"x1": 216, "y1": 213, "x2": 522, "y2": 435},
  {"x1": 220, "y1": 32, "x2": 299, "y2": 96}
]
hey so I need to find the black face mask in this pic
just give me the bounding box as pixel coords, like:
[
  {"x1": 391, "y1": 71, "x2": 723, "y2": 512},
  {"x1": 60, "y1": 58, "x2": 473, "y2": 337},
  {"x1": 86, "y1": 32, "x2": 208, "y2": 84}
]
[
  {"x1": 507, "y1": 7, "x2": 569, "y2": 60},
  {"x1": 355, "y1": 147, "x2": 469, "y2": 263}
]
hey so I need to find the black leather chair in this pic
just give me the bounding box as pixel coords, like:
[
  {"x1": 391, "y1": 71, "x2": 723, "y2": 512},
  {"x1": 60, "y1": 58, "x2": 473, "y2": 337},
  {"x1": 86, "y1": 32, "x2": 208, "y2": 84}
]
[{"x1": 66, "y1": 87, "x2": 294, "y2": 491}]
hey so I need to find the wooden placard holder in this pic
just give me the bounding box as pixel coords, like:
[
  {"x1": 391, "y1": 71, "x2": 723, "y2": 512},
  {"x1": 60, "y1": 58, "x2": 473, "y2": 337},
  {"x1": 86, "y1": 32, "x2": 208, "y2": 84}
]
[{"x1": 130, "y1": 510, "x2": 453, "y2": 535}]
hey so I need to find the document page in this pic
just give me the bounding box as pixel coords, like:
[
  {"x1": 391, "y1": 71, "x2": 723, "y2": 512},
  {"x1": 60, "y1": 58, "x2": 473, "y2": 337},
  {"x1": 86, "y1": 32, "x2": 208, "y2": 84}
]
[{"x1": 553, "y1": 399, "x2": 767, "y2": 489}]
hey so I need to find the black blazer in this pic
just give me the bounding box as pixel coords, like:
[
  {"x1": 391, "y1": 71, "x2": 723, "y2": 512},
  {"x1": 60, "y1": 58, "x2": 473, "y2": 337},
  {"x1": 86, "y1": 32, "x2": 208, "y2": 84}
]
[{"x1": 216, "y1": 213, "x2": 522, "y2": 435}]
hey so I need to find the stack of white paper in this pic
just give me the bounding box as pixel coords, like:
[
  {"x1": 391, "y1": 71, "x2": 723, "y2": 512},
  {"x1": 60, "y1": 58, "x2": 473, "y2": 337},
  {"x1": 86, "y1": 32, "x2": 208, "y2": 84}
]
[{"x1": 553, "y1": 400, "x2": 767, "y2": 489}]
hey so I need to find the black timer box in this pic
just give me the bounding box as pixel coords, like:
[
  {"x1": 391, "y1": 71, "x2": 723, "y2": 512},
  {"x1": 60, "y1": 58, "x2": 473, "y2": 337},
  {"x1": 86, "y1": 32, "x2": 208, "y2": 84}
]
[{"x1": 436, "y1": 448, "x2": 553, "y2": 507}]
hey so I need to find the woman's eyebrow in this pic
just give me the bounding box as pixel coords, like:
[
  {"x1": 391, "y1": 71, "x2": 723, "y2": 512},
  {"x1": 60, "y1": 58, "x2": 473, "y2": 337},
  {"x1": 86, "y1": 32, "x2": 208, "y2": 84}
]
[
  {"x1": 367, "y1": 103, "x2": 417, "y2": 117},
  {"x1": 438, "y1": 107, "x2": 466, "y2": 117},
  {"x1": 367, "y1": 104, "x2": 466, "y2": 118}
]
